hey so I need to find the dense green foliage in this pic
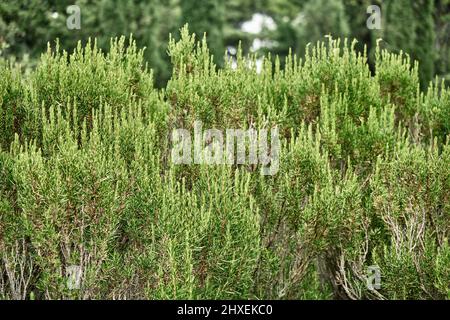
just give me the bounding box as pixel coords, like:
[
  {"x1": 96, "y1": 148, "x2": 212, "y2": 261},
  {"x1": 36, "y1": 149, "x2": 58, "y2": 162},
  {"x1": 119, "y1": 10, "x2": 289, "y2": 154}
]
[{"x1": 0, "y1": 27, "x2": 449, "y2": 300}]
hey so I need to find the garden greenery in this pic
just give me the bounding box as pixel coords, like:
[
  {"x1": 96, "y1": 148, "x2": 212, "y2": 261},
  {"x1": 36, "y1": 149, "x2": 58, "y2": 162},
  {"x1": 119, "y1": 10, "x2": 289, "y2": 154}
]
[{"x1": 0, "y1": 26, "x2": 448, "y2": 300}]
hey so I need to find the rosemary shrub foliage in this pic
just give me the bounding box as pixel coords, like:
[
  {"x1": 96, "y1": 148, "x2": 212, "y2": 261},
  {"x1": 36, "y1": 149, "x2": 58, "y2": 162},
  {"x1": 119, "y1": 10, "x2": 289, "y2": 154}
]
[
  {"x1": 0, "y1": 61, "x2": 25, "y2": 150},
  {"x1": 0, "y1": 26, "x2": 449, "y2": 300}
]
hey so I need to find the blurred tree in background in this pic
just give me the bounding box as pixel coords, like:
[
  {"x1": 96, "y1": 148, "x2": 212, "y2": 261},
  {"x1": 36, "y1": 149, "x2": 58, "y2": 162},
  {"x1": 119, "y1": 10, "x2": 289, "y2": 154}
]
[
  {"x1": 381, "y1": 0, "x2": 436, "y2": 88},
  {"x1": 383, "y1": 0, "x2": 417, "y2": 55},
  {"x1": 414, "y1": 0, "x2": 436, "y2": 88},
  {"x1": 0, "y1": 0, "x2": 54, "y2": 63},
  {"x1": 180, "y1": 0, "x2": 226, "y2": 65},
  {"x1": 0, "y1": 0, "x2": 449, "y2": 88},
  {"x1": 258, "y1": 0, "x2": 350, "y2": 59},
  {"x1": 435, "y1": 0, "x2": 450, "y2": 81}
]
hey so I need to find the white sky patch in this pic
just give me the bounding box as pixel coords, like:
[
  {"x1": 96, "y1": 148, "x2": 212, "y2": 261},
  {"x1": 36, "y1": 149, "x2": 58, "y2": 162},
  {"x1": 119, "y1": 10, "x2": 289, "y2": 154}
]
[
  {"x1": 241, "y1": 13, "x2": 276, "y2": 34},
  {"x1": 51, "y1": 12, "x2": 59, "y2": 19},
  {"x1": 229, "y1": 13, "x2": 278, "y2": 72},
  {"x1": 292, "y1": 13, "x2": 305, "y2": 27},
  {"x1": 251, "y1": 38, "x2": 277, "y2": 52},
  {"x1": 241, "y1": 13, "x2": 278, "y2": 53},
  {"x1": 252, "y1": 38, "x2": 264, "y2": 51}
]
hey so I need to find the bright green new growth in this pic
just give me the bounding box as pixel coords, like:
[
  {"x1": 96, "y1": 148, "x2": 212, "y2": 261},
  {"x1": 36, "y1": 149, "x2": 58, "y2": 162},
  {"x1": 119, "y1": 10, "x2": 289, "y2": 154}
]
[{"x1": 0, "y1": 26, "x2": 449, "y2": 300}]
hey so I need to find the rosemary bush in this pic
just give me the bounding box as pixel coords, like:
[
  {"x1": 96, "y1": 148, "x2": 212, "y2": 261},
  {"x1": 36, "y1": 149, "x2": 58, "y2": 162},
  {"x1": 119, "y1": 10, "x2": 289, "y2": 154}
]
[{"x1": 0, "y1": 27, "x2": 448, "y2": 300}]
